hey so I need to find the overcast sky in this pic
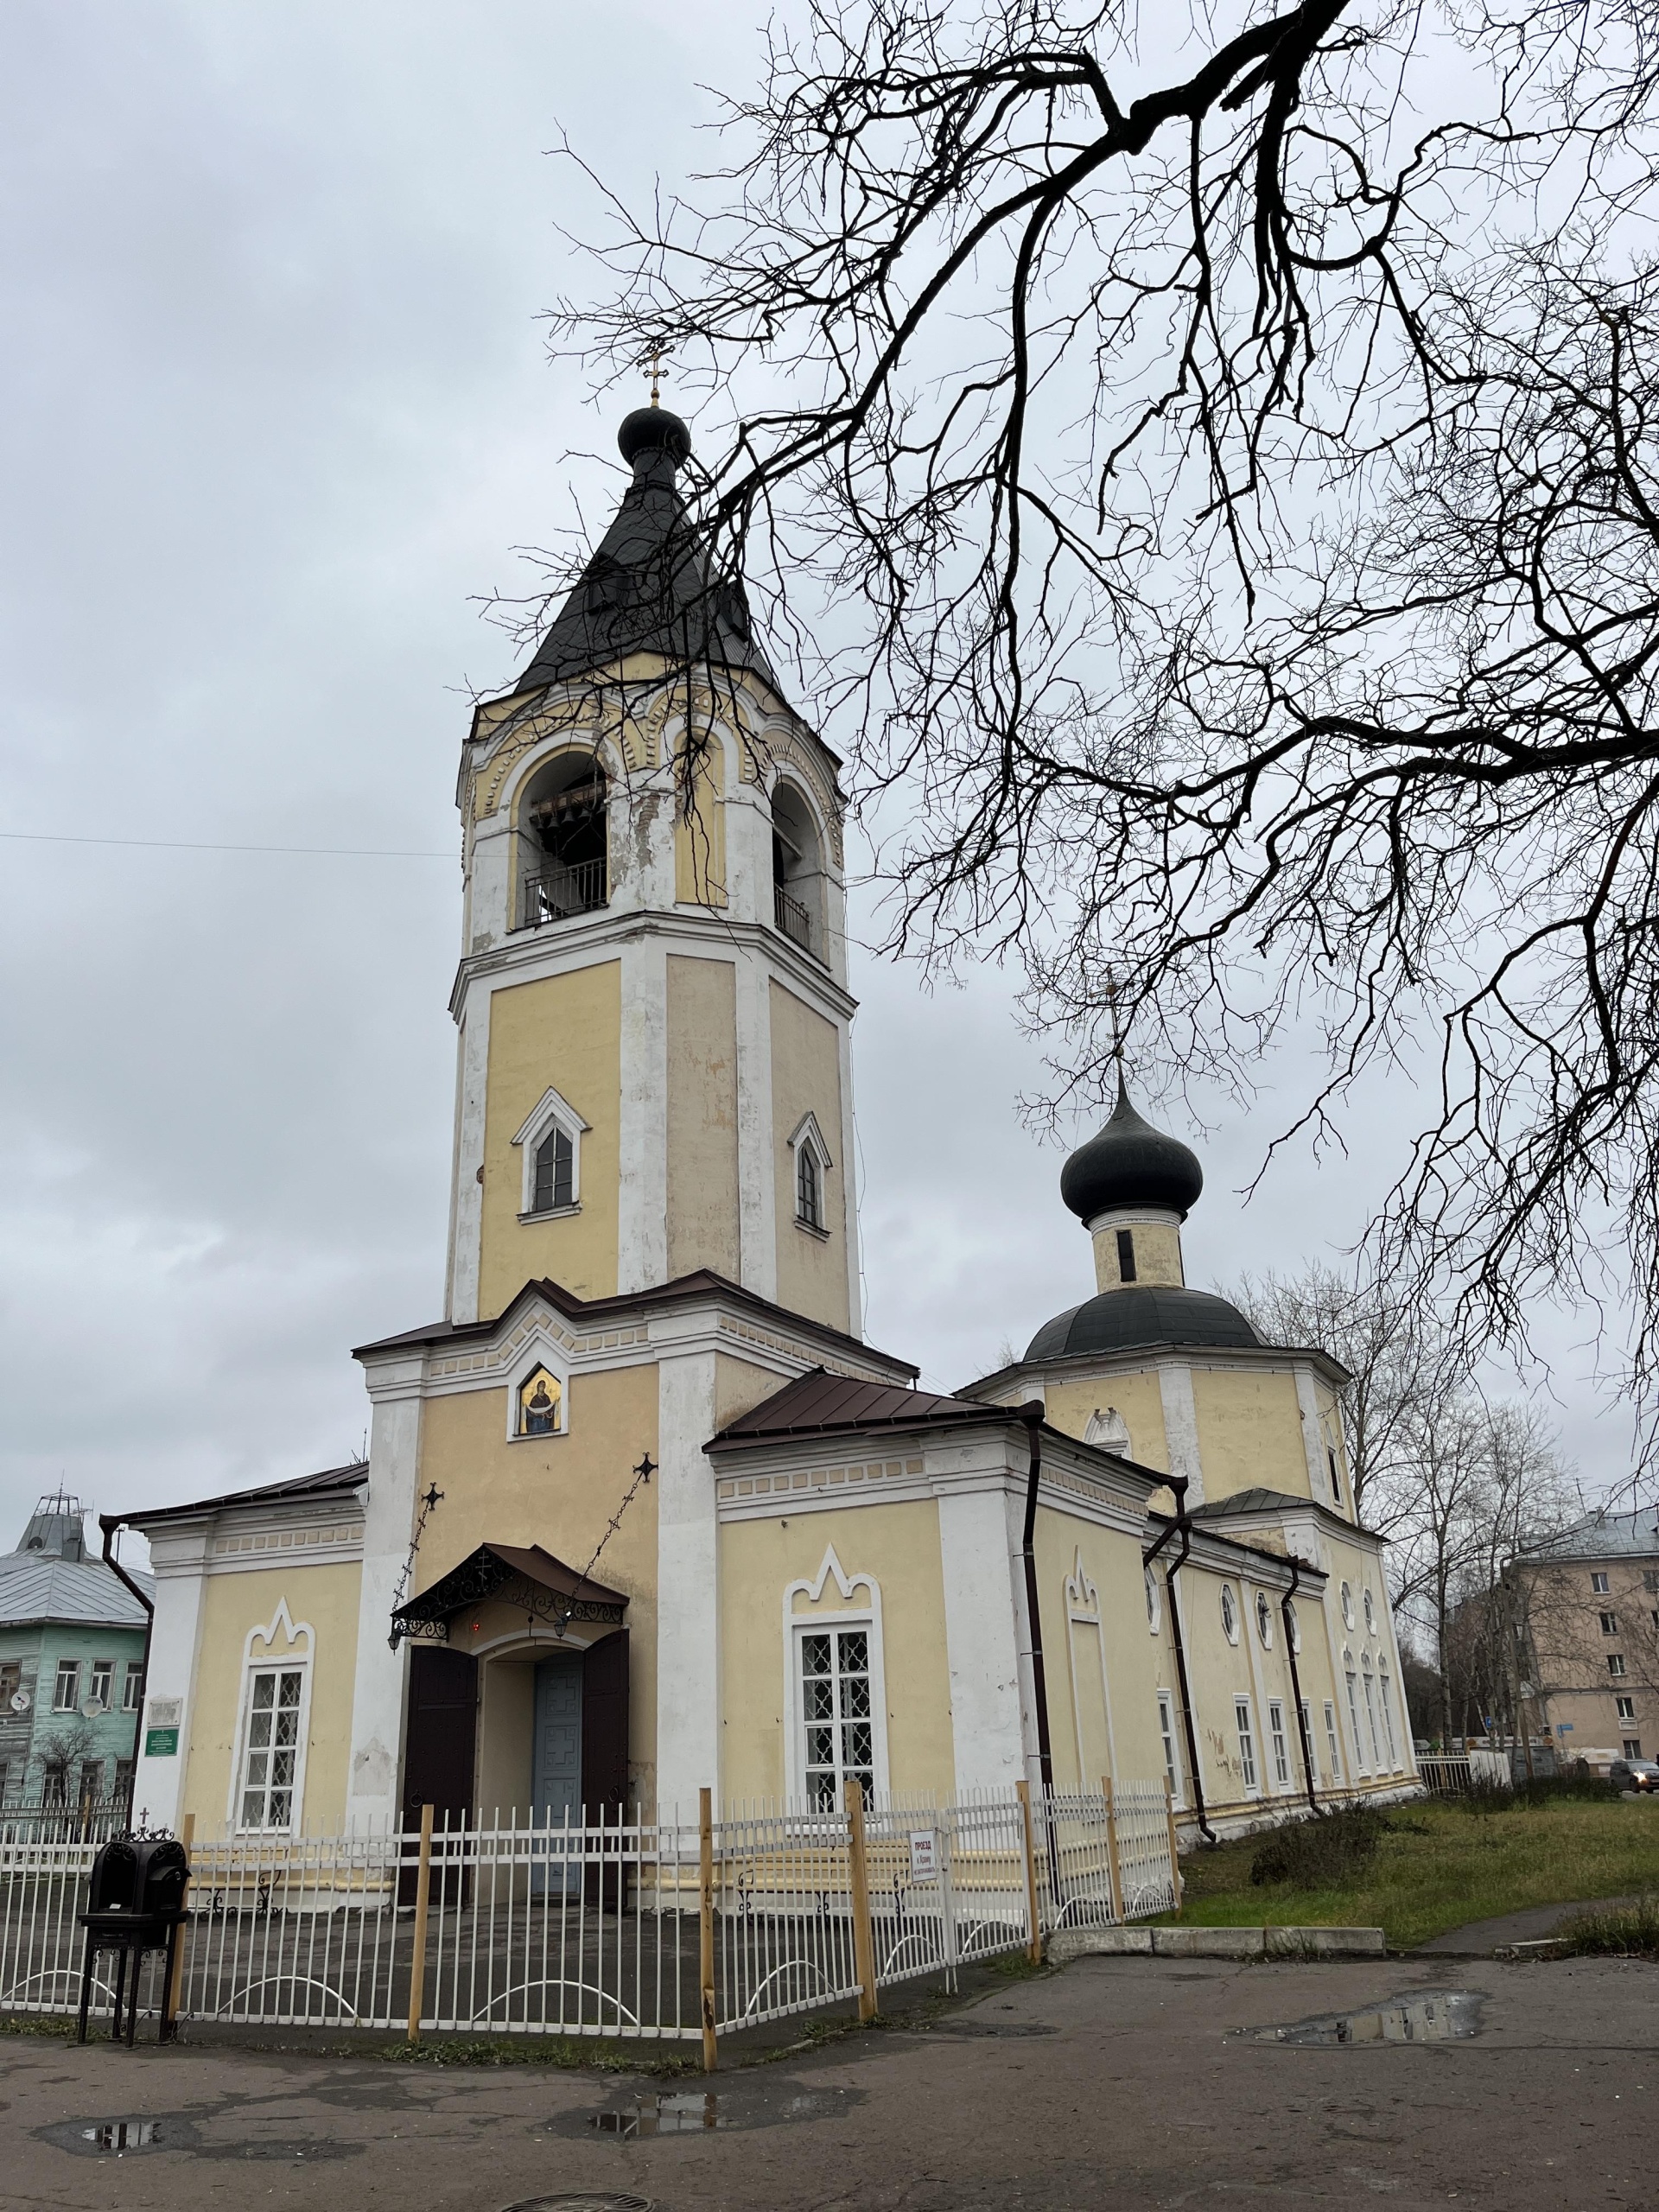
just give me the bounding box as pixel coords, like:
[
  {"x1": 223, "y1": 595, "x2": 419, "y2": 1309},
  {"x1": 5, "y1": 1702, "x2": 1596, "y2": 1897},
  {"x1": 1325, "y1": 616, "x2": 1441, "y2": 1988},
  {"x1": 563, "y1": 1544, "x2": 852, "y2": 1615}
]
[{"x1": 0, "y1": 2, "x2": 1635, "y2": 1560}]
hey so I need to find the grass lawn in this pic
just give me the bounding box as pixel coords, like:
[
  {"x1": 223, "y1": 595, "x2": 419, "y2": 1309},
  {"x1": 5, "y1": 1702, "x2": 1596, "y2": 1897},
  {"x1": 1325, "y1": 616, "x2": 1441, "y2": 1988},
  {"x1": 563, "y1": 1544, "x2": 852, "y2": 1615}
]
[{"x1": 1164, "y1": 1797, "x2": 1659, "y2": 1949}]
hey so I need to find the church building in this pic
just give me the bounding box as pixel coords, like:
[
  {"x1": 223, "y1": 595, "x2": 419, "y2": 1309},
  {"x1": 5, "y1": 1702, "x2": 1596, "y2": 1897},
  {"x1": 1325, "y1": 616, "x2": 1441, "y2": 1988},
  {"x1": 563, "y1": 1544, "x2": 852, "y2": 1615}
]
[{"x1": 122, "y1": 401, "x2": 1416, "y2": 1846}]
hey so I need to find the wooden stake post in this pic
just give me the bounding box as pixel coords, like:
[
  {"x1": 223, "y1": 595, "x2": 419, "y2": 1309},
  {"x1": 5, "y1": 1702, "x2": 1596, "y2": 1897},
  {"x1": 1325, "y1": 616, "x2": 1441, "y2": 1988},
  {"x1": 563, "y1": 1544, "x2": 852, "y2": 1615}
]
[
  {"x1": 1164, "y1": 1776, "x2": 1184, "y2": 1916},
  {"x1": 1014, "y1": 1779, "x2": 1043, "y2": 1965},
  {"x1": 845, "y1": 1778, "x2": 877, "y2": 2021},
  {"x1": 1101, "y1": 1779, "x2": 1124, "y2": 1923},
  {"x1": 406, "y1": 1802, "x2": 435, "y2": 2044},
  {"x1": 699, "y1": 1787, "x2": 718, "y2": 2072}
]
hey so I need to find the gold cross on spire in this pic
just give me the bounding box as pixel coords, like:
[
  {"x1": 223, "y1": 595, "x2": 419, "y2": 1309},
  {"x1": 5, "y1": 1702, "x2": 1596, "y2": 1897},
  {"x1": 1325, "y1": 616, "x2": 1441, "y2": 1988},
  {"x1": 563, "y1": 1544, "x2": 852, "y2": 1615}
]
[{"x1": 644, "y1": 347, "x2": 668, "y2": 407}]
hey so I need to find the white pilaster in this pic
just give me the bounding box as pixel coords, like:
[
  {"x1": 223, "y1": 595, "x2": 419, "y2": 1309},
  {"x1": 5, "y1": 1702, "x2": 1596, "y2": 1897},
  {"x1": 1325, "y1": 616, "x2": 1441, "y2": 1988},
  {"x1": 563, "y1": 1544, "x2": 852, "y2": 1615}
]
[
  {"x1": 837, "y1": 1007, "x2": 864, "y2": 1337},
  {"x1": 654, "y1": 1350, "x2": 721, "y2": 1815},
  {"x1": 445, "y1": 983, "x2": 493, "y2": 1325},
  {"x1": 618, "y1": 934, "x2": 670, "y2": 1292},
  {"x1": 1158, "y1": 1361, "x2": 1205, "y2": 1505},
  {"x1": 1294, "y1": 1364, "x2": 1331, "y2": 1502},
  {"x1": 939, "y1": 1484, "x2": 1031, "y2": 1794},
  {"x1": 345, "y1": 1363, "x2": 423, "y2": 1831},
  {"x1": 130, "y1": 1526, "x2": 211, "y2": 1834}
]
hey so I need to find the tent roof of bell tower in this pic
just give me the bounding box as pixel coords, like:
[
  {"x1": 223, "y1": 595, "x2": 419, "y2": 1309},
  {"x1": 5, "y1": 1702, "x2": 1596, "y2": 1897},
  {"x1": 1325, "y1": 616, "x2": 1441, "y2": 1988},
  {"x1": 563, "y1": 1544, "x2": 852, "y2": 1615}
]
[{"x1": 506, "y1": 405, "x2": 786, "y2": 700}]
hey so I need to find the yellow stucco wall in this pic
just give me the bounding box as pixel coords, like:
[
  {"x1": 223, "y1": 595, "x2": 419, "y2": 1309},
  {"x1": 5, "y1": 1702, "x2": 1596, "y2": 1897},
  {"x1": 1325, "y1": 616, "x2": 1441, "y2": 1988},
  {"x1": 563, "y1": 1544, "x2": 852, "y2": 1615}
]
[
  {"x1": 673, "y1": 733, "x2": 728, "y2": 906},
  {"x1": 715, "y1": 1354, "x2": 791, "y2": 1428},
  {"x1": 1033, "y1": 1505, "x2": 1166, "y2": 1789},
  {"x1": 413, "y1": 1362, "x2": 660, "y2": 1805},
  {"x1": 719, "y1": 1501, "x2": 954, "y2": 1802},
  {"x1": 1191, "y1": 1366, "x2": 1310, "y2": 1504},
  {"x1": 1091, "y1": 1221, "x2": 1184, "y2": 1289},
  {"x1": 1041, "y1": 1371, "x2": 1171, "y2": 1473},
  {"x1": 480, "y1": 960, "x2": 621, "y2": 1314},
  {"x1": 666, "y1": 955, "x2": 740, "y2": 1280},
  {"x1": 769, "y1": 979, "x2": 849, "y2": 1332},
  {"x1": 181, "y1": 1562, "x2": 362, "y2": 1837}
]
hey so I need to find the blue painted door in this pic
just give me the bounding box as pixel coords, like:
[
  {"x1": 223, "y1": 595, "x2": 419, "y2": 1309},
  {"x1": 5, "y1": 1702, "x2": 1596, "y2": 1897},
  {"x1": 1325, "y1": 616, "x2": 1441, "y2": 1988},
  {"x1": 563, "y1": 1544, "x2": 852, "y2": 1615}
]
[{"x1": 531, "y1": 1656, "x2": 582, "y2": 1897}]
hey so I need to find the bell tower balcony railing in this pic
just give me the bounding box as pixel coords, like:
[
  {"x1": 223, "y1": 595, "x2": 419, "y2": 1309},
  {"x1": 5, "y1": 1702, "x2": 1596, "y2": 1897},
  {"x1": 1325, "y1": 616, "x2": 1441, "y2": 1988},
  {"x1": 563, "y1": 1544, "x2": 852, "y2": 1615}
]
[
  {"x1": 773, "y1": 883, "x2": 814, "y2": 954},
  {"x1": 521, "y1": 858, "x2": 607, "y2": 929}
]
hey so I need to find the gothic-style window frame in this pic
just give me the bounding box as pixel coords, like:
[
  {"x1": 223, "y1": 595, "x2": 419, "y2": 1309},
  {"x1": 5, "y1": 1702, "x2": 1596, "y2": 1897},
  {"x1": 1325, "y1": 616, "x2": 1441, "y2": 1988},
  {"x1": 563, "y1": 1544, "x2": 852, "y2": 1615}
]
[
  {"x1": 787, "y1": 1112, "x2": 833, "y2": 1238},
  {"x1": 227, "y1": 1601, "x2": 314, "y2": 1837},
  {"x1": 782, "y1": 1546, "x2": 890, "y2": 1808},
  {"x1": 512, "y1": 1087, "x2": 590, "y2": 1222}
]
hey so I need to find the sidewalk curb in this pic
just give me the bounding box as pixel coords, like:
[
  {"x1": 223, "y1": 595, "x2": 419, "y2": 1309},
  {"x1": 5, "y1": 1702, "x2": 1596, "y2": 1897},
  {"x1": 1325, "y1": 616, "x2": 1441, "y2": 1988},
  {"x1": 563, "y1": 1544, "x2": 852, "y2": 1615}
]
[{"x1": 1048, "y1": 1924, "x2": 1387, "y2": 1962}]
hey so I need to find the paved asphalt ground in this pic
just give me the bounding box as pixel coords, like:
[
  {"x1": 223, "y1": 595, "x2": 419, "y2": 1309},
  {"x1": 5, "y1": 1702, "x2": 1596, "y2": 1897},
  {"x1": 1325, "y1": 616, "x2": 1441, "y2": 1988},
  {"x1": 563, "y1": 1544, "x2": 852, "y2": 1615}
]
[{"x1": 5, "y1": 1953, "x2": 1656, "y2": 2210}]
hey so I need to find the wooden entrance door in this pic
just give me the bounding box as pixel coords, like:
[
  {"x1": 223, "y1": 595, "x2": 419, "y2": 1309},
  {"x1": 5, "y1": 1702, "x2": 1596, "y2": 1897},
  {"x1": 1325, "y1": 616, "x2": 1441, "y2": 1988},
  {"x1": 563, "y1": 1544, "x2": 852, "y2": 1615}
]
[{"x1": 401, "y1": 1647, "x2": 477, "y2": 1905}]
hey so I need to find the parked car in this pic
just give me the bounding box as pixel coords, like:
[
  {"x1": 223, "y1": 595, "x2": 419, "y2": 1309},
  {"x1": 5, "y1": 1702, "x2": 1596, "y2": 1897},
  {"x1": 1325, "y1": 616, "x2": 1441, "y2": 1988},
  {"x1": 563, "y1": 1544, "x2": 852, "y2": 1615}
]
[{"x1": 1608, "y1": 1758, "x2": 1659, "y2": 1794}]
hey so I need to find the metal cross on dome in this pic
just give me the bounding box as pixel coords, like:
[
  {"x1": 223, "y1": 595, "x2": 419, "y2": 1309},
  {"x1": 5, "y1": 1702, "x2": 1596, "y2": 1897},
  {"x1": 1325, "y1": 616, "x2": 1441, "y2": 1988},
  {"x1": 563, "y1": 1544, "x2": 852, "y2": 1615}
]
[{"x1": 643, "y1": 348, "x2": 669, "y2": 406}]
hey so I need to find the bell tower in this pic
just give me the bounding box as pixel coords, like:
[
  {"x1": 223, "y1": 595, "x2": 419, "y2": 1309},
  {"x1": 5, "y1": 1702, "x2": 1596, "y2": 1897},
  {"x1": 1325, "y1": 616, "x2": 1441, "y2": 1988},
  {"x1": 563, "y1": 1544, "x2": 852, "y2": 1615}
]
[{"x1": 442, "y1": 404, "x2": 863, "y2": 1338}]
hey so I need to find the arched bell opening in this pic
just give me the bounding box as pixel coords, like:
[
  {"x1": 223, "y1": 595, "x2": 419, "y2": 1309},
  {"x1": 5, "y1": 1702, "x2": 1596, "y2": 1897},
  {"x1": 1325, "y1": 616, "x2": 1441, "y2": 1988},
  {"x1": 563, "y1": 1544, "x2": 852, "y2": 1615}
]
[
  {"x1": 517, "y1": 750, "x2": 608, "y2": 929},
  {"x1": 771, "y1": 779, "x2": 823, "y2": 956}
]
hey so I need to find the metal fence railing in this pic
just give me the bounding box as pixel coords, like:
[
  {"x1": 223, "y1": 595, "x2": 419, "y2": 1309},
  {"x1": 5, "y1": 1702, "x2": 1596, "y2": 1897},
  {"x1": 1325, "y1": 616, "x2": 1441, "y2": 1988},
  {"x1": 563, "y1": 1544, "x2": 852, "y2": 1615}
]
[
  {"x1": 0, "y1": 1781, "x2": 1181, "y2": 2056},
  {"x1": 522, "y1": 859, "x2": 606, "y2": 927}
]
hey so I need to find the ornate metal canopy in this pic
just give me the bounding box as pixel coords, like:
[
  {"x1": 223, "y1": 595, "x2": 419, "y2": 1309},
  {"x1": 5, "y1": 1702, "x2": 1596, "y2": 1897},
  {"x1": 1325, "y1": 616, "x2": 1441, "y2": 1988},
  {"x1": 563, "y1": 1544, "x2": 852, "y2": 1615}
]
[{"x1": 389, "y1": 1541, "x2": 628, "y2": 1648}]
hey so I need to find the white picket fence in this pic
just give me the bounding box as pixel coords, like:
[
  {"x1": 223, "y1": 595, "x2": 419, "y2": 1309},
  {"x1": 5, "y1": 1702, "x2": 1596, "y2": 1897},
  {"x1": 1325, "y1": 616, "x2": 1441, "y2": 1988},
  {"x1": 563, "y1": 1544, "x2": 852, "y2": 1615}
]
[{"x1": 0, "y1": 1782, "x2": 1179, "y2": 2050}]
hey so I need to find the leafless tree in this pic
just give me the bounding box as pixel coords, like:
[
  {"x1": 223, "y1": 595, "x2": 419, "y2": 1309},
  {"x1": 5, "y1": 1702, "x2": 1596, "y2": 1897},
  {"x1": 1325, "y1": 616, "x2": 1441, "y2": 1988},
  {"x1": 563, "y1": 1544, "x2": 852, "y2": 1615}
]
[
  {"x1": 1229, "y1": 1259, "x2": 1433, "y2": 1526},
  {"x1": 547, "y1": 0, "x2": 1659, "y2": 1433}
]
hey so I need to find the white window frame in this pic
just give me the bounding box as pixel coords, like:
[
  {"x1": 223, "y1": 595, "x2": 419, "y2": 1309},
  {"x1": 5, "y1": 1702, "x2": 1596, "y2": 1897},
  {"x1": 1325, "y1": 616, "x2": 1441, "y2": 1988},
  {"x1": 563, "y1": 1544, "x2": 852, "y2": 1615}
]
[
  {"x1": 1340, "y1": 1582, "x2": 1355, "y2": 1630},
  {"x1": 1344, "y1": 1657, "x2": 1368, "y2": 1775},
  {"x1": 1220, "y1": 1584, "x2": 1239, "y2": 1644},
  {"x1": 1376, "y1": 1667, "x2": 1400, "y2": 1768},
  {"x1": 1268, "y1": 1698, "x2": 1291, "y2": 1790},
  {"x1": 226, "y1": 1601, "x2": 314, "y2": 1837},
  {"x1": 1144, "y1": 1567, "x2": 1161, "y2": 1634},
  {"x1": 1617, "y1": 1694, "x2": 1637, "y2": 1721},
  {"x1": 1324, "y1": 1699, "x2": 1343, "y2": 1785},
  {"x1": 1254, "y1": 1590, "x2": 1274, "y2": 1649},
  {"x1": 510, "y1": 1086, "x2": 589, "y2": 1221},
  {"x1": 87, "y1": 1660, "x2": 114, "y2": 1713},
  {"x1": 1157, "y1": 1689, "x2": 1183, "y2": 1806},
  {"x1": 1235, "y1": 1696, "x2": 1259, "y2": 1795},
  {"x1": 1361, "y1": 1661, "x2": 1382, "y2": 1768},
  {"x1": 122, "y1": 1662, "x2": 144, "y2": 1713},
  {"x1": 1363, "y1": 1587, "x2": 1376, "y2": 1636},
  {"x1": 1285, "y1": 1599, "x2": 1302, "y2": 1655},
  {"x1": 1592, "y1": 1571, "x2": 1611, "y2": 1594},
  {"x1": 782, "y1": 1547, "x2": 889, "y2": 1807},
  {"x1": 786, "y1": 1112, "x2": 833, "y2": 1237},
  {"x1": 1609, "y1": 1653, "x2": 1628, "y2": 1678},
  {"x1": 53, "y1": 1659, "x2": 79, "y2": 1713}
]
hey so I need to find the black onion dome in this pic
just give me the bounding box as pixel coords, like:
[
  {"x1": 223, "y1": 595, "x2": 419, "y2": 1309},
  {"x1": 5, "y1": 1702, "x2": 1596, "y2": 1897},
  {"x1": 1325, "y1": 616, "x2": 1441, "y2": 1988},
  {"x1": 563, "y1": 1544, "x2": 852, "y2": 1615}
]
[
  {"x1": 617, "y1": 404, "x2": 692, "y2": 468},
  {"x1": 1059, "y1": 1075, "x2": 1204, "y2": 1223},
  {"x1": 1026, "y1": 1285, "x2": 1259, "y2": 1363}
]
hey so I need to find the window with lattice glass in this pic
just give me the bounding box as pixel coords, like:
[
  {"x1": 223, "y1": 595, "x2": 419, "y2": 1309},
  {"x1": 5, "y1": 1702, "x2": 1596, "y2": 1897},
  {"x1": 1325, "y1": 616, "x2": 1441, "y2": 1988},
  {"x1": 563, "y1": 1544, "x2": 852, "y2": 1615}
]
[
  {"x1": 532, "y1": 1123, "x2": 574, "y2": 1212},
  {"x1": 799, "y1": 1627, "x2": 874, "y2": 1809},
  {"x1": 796, "y1": 1144, "x2": 823, "y2": 1230},
  {"x1": 1268, "y1": 1700, "x2": 1290, "y2": 1788},
  {"x1": 238, "y1": 1668, "x2": 304, "y2": 1829}
]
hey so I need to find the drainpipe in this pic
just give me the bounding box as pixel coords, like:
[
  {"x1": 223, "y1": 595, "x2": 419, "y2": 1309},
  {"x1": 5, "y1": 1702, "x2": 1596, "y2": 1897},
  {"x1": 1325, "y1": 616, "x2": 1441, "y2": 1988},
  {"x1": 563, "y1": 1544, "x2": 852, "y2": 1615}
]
[
  {"x1": 1281, "y1": 1556, "x2": 1320, "y2": 1815},
  {"x1": 99, "y1": 1514, "x2": 152, "y2": 1821},
  {"x1": 1018, "y1": 1403, "x2": 1055, "y2": 1791},
  {"x1": 1144, "y1": 1478, "x2": 1216, "y2": 1845}
]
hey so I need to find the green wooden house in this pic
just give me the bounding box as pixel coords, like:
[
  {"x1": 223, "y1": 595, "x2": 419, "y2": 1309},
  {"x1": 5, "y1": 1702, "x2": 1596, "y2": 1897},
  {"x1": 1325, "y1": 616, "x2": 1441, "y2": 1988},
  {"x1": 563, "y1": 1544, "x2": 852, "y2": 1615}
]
[{"x1": 0, "y1": 1492, "x2": 149, "y2": 1808}]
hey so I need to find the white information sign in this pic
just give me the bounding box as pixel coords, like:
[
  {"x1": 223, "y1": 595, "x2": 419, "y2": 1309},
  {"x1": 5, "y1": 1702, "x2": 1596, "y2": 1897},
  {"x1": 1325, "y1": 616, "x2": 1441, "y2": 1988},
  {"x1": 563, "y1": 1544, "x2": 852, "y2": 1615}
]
[{"x1": 908, "y1": 1828, "x2": 940, "y2": 1882}]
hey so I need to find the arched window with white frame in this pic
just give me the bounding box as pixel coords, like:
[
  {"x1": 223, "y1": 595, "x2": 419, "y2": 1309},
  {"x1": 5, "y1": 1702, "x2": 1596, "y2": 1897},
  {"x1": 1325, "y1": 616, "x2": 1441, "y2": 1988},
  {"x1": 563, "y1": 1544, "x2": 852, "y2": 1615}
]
[
  {"x1": 516, "y1": 748, "x2": 608, "y2": 928},
  {"x1": 229, "y1": 1601, "x2": 313, "y2": 1835},
  {"x1": 771, "y1": 779, "x2": 824, "y2": 957}
]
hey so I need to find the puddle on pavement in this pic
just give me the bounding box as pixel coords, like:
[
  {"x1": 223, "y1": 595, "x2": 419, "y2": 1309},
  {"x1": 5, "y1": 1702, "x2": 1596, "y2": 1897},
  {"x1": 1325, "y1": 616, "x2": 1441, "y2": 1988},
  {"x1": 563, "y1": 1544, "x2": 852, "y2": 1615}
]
[
  {"x1": 41, "y1": 2114, "x2": 197, "y2": 2158},
  {"x1": 1248, "y1": 1990, "x2": 1484, "y2": 2047},
  {"x1": 563, "y1": 2078, "x2": 860, "y2": 2141}
]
